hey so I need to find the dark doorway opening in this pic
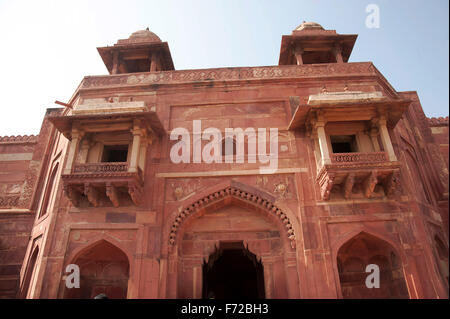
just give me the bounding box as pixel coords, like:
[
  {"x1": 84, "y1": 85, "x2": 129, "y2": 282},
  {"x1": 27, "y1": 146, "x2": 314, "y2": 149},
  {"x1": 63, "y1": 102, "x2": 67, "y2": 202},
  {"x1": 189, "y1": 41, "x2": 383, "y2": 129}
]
[
  {"x1": 202, "y1": 242, "x2": 265, "y2": 299},
  {"x1": 102, "y1": 145, "x2": 129, "y2": 163},
  {"x1": 331, "y1": 135, "x2": 358, "y2": 153}
]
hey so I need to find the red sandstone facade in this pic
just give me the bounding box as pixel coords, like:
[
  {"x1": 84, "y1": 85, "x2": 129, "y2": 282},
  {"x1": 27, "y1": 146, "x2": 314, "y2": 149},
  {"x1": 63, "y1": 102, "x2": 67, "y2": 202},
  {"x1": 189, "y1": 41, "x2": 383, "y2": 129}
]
[{"x1": 0, "y1": 22, "x2": 448, "y2": 299}]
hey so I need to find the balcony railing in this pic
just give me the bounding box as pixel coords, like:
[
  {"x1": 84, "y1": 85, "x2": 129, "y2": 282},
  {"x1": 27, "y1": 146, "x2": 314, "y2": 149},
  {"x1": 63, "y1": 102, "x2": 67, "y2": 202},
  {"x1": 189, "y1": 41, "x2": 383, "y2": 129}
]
[
  {"x1": 72, "y1": 162, "x2": 129, "y2": 173},
  {"x1": 330, "y1": 152, "x2": 388, "y2": 164}
]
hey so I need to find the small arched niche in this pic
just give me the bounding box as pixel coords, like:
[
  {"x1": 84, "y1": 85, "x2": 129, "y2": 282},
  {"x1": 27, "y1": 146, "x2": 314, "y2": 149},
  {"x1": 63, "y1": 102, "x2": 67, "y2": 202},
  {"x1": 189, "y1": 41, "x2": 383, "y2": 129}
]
[
  {"x1": 64, "y1": 240, "x2": 129, "y2": 299},
  {"x1": 337, "y1": 232, "x2": 409, "y2": 299}
]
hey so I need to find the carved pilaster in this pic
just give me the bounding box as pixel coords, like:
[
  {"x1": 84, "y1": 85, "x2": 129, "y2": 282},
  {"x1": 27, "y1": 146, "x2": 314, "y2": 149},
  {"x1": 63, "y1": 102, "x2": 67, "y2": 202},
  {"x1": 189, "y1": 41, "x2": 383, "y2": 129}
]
[
  {"x1": 64, "y1": 184, "x2": 81, "y2": 206},
  {"x1": 128, "y1": 182, "x2": 143, "y2": 206},
  {"x1": 343, "y1": 173, "x2": 355, "y2": 199},
  {"x1": 383, "y1": 171, "x2": 400, "y2": 198},
  {"x1": 84, "y1": 183, "x2": 100, "y2": 207},
  {"x1": 106, "y1": 183, "x2": 120, "y2": 207},
  {"x1": 364, "y1": 170, "x2": 378, "y2": 198}
]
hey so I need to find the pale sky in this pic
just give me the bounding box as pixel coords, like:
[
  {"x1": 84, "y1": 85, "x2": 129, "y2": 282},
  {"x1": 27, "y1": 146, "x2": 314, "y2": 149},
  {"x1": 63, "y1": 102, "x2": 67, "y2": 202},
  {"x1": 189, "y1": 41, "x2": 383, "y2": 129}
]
[{"x1": 0, "y1": 0, "x2": 448, "y2": 136}]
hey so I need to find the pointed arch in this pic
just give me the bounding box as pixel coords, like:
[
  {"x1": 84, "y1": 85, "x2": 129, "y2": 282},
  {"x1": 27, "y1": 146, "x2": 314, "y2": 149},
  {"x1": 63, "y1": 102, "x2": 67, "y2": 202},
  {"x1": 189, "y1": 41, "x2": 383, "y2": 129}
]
[
  {"x1": 66, "y1": 235, "x2": 132, "y2": 268},
  {"x1": 167, "y1": 181, "x2": 297, "y2": 250},
  {"x1": 332, "y1": 227, "x2": 407, "y2": 265},
  {"x1": 335, "y1": 231, "x2": 409, "y2": 299},
  {"x1": 64, "y1": 239, "x2": 130, "y2": 299}
]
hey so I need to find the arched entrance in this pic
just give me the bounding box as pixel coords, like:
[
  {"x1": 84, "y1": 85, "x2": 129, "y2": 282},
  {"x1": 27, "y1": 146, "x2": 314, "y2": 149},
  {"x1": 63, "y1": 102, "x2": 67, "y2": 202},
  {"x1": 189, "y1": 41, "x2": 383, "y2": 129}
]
[
  {"x1": 202, "y1": 242, "x2": 265, "y2": 299},
  {"x1": 167, "y1": 183, "x2": 300, "y2": 299},
  {"x1": 336, "y1": 232, "x2": 409, "y2": 299},
  {"x1": 64, "y1": 240, "x2": 130, "y2": 299}
]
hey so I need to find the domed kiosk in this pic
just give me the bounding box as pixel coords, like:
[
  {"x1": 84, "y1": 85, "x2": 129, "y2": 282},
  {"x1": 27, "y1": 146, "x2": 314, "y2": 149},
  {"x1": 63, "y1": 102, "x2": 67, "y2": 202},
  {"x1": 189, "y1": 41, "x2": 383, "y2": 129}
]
[
  {"x1": 279, "y1": 21, "x2": 357, "y2": 65},
  {"x1": 97, "y1": 28, "x2": 174, "y2": 74}
]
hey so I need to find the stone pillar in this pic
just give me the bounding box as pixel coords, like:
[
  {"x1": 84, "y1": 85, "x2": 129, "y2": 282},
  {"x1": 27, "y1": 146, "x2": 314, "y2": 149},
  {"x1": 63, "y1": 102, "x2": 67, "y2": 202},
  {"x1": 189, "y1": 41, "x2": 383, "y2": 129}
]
[
  {"x1": 112, "y1": 51, "x2": 119, "y2": 74},
  {"x1": 370, "y1": 128, "x2": 381, "y2": 152},
  {"x1": 263, "y1": 261, "x2": 273, "y2": 298},
  {"x1": 193, "y1": 265, "x2": 202, "y2": 299},
  {"x1": 138, "y1": 136, "x2": 149, "y2": 172},
  {"x1": 64, "y1": 128, "x2": 83, "y2": 174},
  {"x1": 294, "y1": 45, "x2": 304, "y2": 65},
  {"x1": 150, "y1": 52, "x2": 157, "y2": 72},
  {"x1": 377, "y1": 116, "x2": 398, "y2": 161},
  {"x1": 315, "y1": 122, "x2": 331, "y2": 165},
  {"x1": 332, "y1": 43, "x2": 344, "y2": 63},
  {"x1": 129, "y1": 121, "x2": 142, "y2": 173},
  {"x1": 79, "y1": 138, "x2": 90, "y2": 164}
]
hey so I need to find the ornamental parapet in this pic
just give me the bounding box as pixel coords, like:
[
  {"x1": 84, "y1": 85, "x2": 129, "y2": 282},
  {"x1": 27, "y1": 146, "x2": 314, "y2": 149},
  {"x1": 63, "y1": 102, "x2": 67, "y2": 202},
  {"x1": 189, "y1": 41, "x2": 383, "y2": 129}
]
[
  {"x1": 79, "y1": 62, "x2": 395, "y2": 93},
  {"x1": 330, "y1": 152, "x2": 388, "y2": 164}
]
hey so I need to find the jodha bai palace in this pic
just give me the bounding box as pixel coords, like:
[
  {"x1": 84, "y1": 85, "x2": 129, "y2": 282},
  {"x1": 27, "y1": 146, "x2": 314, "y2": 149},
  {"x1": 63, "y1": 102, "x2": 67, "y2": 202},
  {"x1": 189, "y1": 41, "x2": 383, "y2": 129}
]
[{"x1": 0, "y1": 21, "x2": 448, "y2": 299}]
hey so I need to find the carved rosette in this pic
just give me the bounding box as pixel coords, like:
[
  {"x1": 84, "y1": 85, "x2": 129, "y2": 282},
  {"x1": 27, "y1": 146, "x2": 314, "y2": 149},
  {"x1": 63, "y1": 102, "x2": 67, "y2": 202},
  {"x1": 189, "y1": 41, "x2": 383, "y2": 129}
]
[{"x1": 168, "y1": 187, "x2": 296, "y2": 249}]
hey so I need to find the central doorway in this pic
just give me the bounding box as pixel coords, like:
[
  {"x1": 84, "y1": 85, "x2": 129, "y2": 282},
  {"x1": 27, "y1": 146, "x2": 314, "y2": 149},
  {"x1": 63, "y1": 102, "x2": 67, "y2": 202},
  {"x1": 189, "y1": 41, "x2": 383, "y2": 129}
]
[{"x1": 202, "y1": 242, "x2": 265, "y2": 299}]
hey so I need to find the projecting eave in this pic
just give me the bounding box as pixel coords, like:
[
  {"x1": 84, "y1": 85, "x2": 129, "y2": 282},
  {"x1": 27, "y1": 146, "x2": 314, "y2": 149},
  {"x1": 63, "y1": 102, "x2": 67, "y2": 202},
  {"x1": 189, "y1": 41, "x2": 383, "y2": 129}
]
[
  {"x1": 278, "y1": 34, "x2": 358, "y2": 65},
  {"x1": 97, "y1": 41, "x2": 175, "y2": 73},
  {"x1": 48, "y1": 110, "x2": 166, "y2": 141},
  {"x1": 288, "y1": 98, "x2": 411, "y2": 131}
]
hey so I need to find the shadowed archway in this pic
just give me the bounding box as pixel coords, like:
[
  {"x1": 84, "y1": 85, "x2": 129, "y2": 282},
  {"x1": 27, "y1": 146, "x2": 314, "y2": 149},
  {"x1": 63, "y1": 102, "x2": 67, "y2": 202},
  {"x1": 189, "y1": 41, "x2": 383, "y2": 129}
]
[{"x1": 202, "y1": 242, "x2": 265, "y2": 299}]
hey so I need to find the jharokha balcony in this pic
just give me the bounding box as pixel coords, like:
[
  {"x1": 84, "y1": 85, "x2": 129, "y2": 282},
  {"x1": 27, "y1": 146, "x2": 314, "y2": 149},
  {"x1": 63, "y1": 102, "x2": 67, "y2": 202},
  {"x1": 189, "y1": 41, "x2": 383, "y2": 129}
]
[
  {"x1": 317, "y1": 151, "x2": 400, "y2": 201},
  {"x1": 48, "y1": 99, "x2": 165, "y2": 208},
  {"x1": 288, "y1": 90, "x2": 409, "y2": 201},
  {"x1": 62, "y1": 162, "x2": 144, "y2": 208}
]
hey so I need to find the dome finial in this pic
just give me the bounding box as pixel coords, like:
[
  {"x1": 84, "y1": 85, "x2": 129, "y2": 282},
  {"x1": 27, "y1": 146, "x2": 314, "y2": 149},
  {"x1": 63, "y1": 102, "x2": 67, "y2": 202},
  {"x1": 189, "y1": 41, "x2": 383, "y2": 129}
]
[{"x1": 295, "y1": 21, "x2": 324, "y2": 31}]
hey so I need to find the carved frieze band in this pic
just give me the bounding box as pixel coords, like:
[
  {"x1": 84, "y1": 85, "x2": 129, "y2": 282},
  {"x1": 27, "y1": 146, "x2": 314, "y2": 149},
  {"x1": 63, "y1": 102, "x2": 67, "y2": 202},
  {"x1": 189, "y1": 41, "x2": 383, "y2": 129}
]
[
  {"x1": 82, "y1": 62, "x2": 376, "y2": 89},
  {"x1": 0, "y1": 135, "x2": 38, "y2": 144},
  {"x1": 168, "y1": 186, "x2": 296, "y2": 249}
]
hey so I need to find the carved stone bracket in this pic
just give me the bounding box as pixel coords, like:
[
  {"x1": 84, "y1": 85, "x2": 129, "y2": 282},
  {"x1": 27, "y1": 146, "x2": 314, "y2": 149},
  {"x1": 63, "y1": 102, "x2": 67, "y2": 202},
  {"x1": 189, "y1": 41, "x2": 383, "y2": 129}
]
[
  {"x1": 364, "y1": 170, "x2": 378, "y2": 198},
  {"x1": 84, "y1": 183, "x2": 100, "y2": 207},
  {"x1": 343, "y1": 173, "x2": 355, "y2": 199},
  {"x1": 63, "y1": 184, "x2": 82, "y2": 206},
  {"x1": 106, "y1": 183, "x2": 120, "y2": 207},
  {"x1": 320, "y1": 173, "x2": 335, "y2": 200},
  {"x1": 383, "y1": 171, "x2": 400, "y2": 198},
  {"x1": 128, "y1": 182, "x2": 143, "y2": 206}
]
